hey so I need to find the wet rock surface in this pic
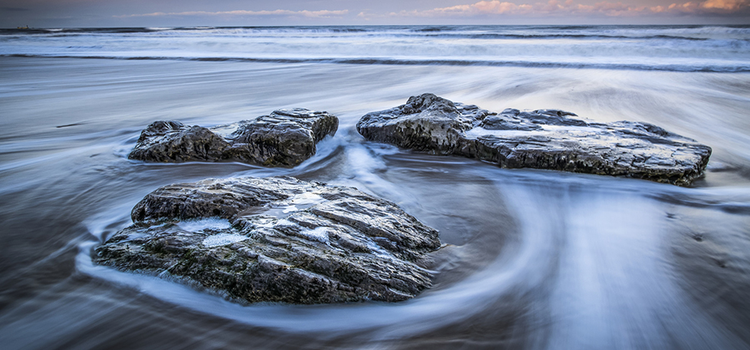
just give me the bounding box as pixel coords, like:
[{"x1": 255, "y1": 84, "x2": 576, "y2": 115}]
[
  {"x1": 94, "y1": 176, "x2": 441, "y2": 304},
  {"x1": 128, "y1": 109, "x2": 338, "y2": 167},
  {"x1": 356, "y1": 93, "x2": 712, "y2": 186}
]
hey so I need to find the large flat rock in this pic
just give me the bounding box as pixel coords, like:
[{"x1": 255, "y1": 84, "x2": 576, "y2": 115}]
[
  {"x1": 356, "y1": 93, "x2": 711, "y2": 186},
  {"x1": 128, "y1": 108, "x2": 338, "y2": 167},
  {"x1": 94, "y1": 176, "x2": 441, "y2": 304}
]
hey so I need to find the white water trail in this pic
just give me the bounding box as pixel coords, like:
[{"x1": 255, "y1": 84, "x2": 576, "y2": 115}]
[{"x1": 73, "y1": 166, "x2": 748, "y2": 348}]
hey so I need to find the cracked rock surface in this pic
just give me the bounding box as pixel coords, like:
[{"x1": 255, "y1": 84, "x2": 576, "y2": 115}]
[
  {"x1": 128, "y1": 108, "x2": 338, "y2": 167},
  {"x1": 356, "y1": 93, "x2": 712, "y2": 186},
  {"x1": 94, "y1": 176, "x2": 441, "y2": 304}
]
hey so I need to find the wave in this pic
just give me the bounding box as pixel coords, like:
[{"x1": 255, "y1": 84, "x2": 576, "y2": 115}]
[
  {"x1": 419, "y1": 33, "x2": 713, "y2": 41},
  {"x1": 4, "y1": 53, "x2": 748, "y2": 73},
  {"x1": 2, "y1": 25, "x2": 746, "y2": 74},
  {"x1": 0, "y1": 27, "x2": 172, "y2": 34},
  {"x1": 2, "y1": 24, "x2": 748, "y2": 38},
  {"x1": 0, "y1": 26, "x2": 373, "y2": 35}
]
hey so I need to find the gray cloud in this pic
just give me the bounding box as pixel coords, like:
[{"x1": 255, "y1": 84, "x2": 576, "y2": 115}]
[
  {"x1": 115, "y1": 9, "x2": 349, "y2": 18},
  {"x1": 2, "y1": 7, "x2": 30, "y2": 12},
  {"x1": 3, "y1": 0, "x2": 749, "y2": 27}
]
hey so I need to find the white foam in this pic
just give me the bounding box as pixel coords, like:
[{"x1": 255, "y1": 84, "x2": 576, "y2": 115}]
[
  {"x1": 251, "y1": 217, "x2": 276, "y2": 228},
  {"x1": 262, "y1": 192, "x2": 327, "y2": 217},
  {"x1": 464, "y1": 124, "x2": 602, "y2": 139},
  {"x1": 298, "y1": 227, "x2": 330, "y2": 244},
  {"x1": 208, "y1": 123, "x2": 241, "y2": 138},
  {"x1": 291, "y1": 192, "x2": 326, "y2": 206},
  {"x1": 282, "y1": 205, "x2": 298, "y2": 213},
  {"x1": 177, "y1": 218, "x2": 232, "y2": 232},
  {"x1": 276, "y1": 219, "x2": 295, "y2": 227},
  {"x1": 202, "y1": 233, "x2": 249, "y2": 248}
]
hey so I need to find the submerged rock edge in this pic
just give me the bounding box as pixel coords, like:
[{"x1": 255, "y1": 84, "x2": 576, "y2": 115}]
[
  {"x1": 94, "y1": 176, "x2": 441, "y2": 304},
  {"x1": 356, "y1": 93, "x2": 711, "y2": 186}
]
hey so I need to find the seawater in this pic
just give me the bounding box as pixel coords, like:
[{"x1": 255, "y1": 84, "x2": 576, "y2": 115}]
[
  {"x1": 1, "y1": 25, "x2": 749, "y2": 349},
  {"x1": 2, "y1": 25, "x2": 749, "y2": 72}
]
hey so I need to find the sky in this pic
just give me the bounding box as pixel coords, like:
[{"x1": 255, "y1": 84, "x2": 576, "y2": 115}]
[{"x1": 1, "y1": 0, "x2": 749, "y2": 28}]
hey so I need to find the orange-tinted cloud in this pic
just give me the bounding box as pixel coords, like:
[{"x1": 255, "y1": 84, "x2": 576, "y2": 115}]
[
  {"x1": 388, "y1": 0, "x2": 748, "y2": 17},
  {"x1": 701, "y1": 0, "x2": 747, "y2": 10}
]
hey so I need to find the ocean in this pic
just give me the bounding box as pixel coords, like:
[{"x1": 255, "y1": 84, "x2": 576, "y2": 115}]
[{"x1": 1, "y1": 25, "x2": 749, "y2": 349}]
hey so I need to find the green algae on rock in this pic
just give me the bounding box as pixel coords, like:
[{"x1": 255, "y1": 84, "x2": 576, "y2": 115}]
[
  {"x1": 94, "y1": 176, "x2": 441, "y2": 304},
  {"x1": 356, "y1": 93, "x2": 711, "y2": 186},
  {"x1": 128, "y1": 108, "x2": 338, "y2": 167}
]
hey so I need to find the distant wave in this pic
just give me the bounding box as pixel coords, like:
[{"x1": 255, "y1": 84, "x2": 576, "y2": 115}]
[
  {"x1": 3, "y1": 27, "x2": 748, "y2": 46},
  {"x1": 0, "y1": 26, "x2": 373, "y2": 35},
  {"x1": 11, "y1": 33, "x2": 728, "y2": 43},
  {"x1": 0, "y1": 27, "x2": 169, "y2": 34},
  {"x1": 3, "y1": 25, "x2": 747, "y2": 73},
  {"x1": 2, "y1": 24, "x2": 748, "y2": 38},
  {"x1": 5, "y1": 53, "x2": 748, "y2": 73},
  {"x1": 418, "y1": 33, "x2": 714, "y2": 41}
]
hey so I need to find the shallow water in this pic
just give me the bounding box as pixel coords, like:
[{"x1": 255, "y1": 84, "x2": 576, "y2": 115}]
[{"x1": 1, "y1": 25, "x2": 750, "y2": 349}]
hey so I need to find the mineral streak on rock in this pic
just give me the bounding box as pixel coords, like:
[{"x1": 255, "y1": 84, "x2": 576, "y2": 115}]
[
  {"x1": 356, "y1": 93, "x2": 712, "y2": 186},
  {"x1": 94, "y1": 176, "x2": 441, "y2": 304},
  {"x1": 128, "y1": 108, "x2": 338, "y2": 167}
]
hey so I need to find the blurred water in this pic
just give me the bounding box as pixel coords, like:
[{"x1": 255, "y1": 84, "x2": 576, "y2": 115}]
[
  {"x1": 1, "y1": 25, "x2": 750, "y2": 349},
  {"x1": 1, "y1": 25, "x2": 749, "y2": 72}
]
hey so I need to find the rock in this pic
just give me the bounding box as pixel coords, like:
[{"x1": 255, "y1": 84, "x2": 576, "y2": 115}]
[
  {"x1": 356, "y1": 93, "x2": 711, "y2": 186},
  {"x1": 94, "y1": 176, "x2": 441, "y2": 304},
  {"x1": 128, "y1": 109, "x2": 338, "y2": 167}
]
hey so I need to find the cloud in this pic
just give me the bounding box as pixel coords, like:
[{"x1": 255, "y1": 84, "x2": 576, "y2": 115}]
[
  {"x1": 115, "y1": 9, "x2": 348, "y2": 19},
  {"x1": 2, "y1": 7, "x2": 30, "y2": 12},
  {"x1": 389, "y1": 0, "x2": 749, "y2": 18},
  {"x1": 700, "y1": 0, "x2": 747, "y2": 10}
]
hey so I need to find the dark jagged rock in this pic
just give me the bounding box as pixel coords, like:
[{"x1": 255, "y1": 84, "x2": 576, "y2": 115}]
[
  {"x1": 128, "y1": 109, "x2": 338, "y2": 167},
  {"x1": 356, "y1": 93, "x2": 712, "y2": 186},
  {"x1": 94, "y1": 176, "x2": 441, "y2": 304}
]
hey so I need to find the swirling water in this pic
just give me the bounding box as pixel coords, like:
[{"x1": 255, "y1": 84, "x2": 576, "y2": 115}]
[{"x1": 1, "y1": 25, "x2": 750, "y2": 349}]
